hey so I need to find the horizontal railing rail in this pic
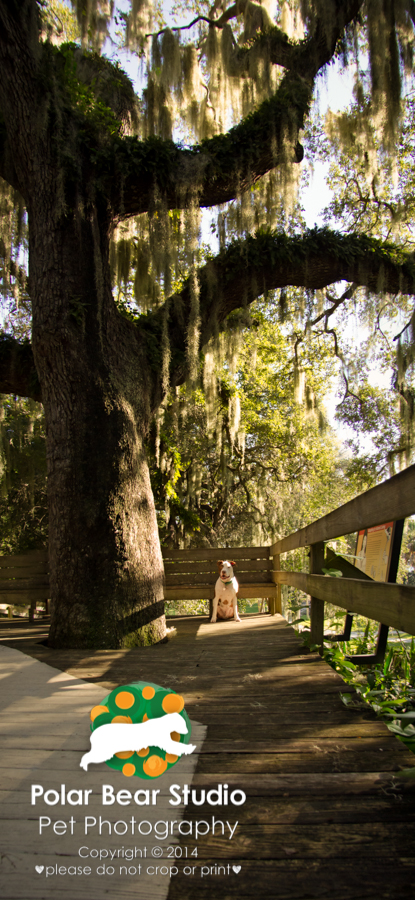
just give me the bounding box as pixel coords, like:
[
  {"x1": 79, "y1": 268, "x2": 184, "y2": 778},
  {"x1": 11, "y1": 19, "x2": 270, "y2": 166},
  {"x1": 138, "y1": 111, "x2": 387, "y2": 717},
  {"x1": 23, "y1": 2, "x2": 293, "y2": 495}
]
[
  {"x1": 275, "y1": 572, "x2": 415, "y2": 635},
  {"x1": 3, "y1": 465, "x2": 413, "y2": 640},
  {"x1": 271, "y1": 464, "x2": 415, "y2": 654},
  {"x1": 271, "y1": 463, "x2": 415, "y2": 555}
]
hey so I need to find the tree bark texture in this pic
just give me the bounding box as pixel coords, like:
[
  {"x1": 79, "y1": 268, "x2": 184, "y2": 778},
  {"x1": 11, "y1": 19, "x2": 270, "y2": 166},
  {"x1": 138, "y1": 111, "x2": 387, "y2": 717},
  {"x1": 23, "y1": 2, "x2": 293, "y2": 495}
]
[{"x1": 28, "y1": 201, "x2": 166, "y2": 648}]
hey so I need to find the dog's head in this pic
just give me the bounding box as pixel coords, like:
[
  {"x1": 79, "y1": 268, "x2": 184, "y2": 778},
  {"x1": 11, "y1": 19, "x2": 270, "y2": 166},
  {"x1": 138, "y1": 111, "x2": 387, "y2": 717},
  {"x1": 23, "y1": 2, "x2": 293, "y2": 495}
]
[
  {"x1": 217, "y1": 559, "x2": 236, "y2": 581},
  {"x1": 167, "y1": 711, "x2": 188, "y2": 735}
]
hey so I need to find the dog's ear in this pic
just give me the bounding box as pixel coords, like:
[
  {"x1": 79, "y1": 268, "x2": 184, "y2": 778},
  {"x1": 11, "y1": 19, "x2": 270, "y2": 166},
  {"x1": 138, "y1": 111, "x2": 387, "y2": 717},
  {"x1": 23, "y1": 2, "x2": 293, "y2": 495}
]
[
  {"x1": 230, "y1": 560, "x2": 236, "y2": 567},
  {"x1": 217, "y1": 560, "x2": 223, "y2": 568}
]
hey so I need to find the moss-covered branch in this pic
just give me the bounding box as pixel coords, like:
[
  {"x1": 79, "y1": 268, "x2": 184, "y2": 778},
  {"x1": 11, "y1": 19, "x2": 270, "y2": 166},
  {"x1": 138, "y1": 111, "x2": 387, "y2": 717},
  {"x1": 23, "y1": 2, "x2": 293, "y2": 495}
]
[
  {"x1": 108, "y1": 0, "x2": 364, "y2": 217},
  {"x1": 227, "y1": 0, "x2": 364, "y2": 78},
  {"x1": 144, "y1": 228, "x2": 415, "y2": 396},
  {"x1": 107, "y1": 74, "x2": 306, "y2": 217},
  {"x1": 5, "y1": 228, "x2": 415, "y2": 411}
]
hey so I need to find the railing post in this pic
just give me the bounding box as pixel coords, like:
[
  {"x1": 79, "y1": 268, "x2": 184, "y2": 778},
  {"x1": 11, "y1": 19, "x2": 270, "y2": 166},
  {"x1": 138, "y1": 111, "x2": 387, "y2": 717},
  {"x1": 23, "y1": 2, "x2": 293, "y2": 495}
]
[
  {"x1": 309, "y1": 542, "x2": 325, "y2": 650},
  {"x1": 271, "y1": 553, "x2": 282, "y2": 615}
]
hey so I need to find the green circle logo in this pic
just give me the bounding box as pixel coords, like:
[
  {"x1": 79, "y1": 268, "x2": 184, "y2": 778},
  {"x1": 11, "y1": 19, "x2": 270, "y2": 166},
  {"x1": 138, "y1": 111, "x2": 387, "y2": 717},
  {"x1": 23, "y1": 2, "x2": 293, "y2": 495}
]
[{"x1": 87, "y1": 681, "x2": 192, "y2": 779}]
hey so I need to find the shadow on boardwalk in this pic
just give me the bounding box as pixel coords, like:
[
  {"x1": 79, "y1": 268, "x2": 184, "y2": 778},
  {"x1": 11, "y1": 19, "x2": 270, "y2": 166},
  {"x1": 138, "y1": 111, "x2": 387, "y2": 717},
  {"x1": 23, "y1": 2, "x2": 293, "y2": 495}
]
[{"x1": 1, "y1": 613, "x2": 415, "y2": 899}]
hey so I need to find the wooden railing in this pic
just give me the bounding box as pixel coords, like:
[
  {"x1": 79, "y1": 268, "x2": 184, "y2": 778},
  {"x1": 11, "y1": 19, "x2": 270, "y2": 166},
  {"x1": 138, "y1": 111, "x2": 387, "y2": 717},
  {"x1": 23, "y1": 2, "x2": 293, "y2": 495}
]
[
  {"x1": 2, "y1": 466, "x2": 414, "y2": 642},
  {"x1": 271, "y1": 464, "x2": 415, "y2": 651},
  {"x1": 163, "y1": 546, "x2": 280, "y2": 615},
  {"x1": 0, "y1": 550, "x2": 49, "y2": 620}
]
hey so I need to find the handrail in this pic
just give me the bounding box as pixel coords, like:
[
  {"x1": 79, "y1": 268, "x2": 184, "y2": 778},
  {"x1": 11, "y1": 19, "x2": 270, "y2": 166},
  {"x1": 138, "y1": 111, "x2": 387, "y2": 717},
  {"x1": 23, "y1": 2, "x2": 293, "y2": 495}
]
[
  {"x1": 275, "y1": 572, "x2": 415, "y2": 635},
  {"x1": 271, "y1": 463, "x2": 415, "y2": 555},
  {"x1": 270, "y1": 465, "x2": 415, "y2": 651}
]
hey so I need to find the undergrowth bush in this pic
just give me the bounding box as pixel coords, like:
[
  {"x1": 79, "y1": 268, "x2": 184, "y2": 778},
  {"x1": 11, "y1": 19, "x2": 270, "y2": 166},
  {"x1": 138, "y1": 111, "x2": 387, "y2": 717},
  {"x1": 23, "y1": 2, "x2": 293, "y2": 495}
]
[{"x1": 301, "y1": 620, "x2": 415, "y2": 756}]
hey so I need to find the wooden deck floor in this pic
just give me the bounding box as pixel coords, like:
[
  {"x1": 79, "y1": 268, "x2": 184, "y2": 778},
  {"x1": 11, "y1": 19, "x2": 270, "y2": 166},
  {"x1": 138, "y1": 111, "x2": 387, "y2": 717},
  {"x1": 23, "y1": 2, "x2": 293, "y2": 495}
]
[{"x1": 1, "y1": 613, "x2": 415, "y2": 899}]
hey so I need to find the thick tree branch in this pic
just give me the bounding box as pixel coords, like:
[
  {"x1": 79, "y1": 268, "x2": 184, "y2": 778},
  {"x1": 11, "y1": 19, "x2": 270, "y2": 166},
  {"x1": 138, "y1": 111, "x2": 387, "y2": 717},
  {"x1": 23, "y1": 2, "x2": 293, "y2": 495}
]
[
  {"x1": 144, "y1": 228, "x2": 415, "y2": 397},
  {"x1": 108, "y1": 0, "x2": 364, "y2": 217},
  {"x1": 228, "y1": 0, "x2": 364, "y2": 76},
  {"x1": 0, "y1": 333, "x2": 41, "y2": 401},
  {"x1": 109, "y1": 74, "x2": 306, "y2": 217},
  {"x1": 7, "y1": 228, "x2": 415, "y2": 408}
]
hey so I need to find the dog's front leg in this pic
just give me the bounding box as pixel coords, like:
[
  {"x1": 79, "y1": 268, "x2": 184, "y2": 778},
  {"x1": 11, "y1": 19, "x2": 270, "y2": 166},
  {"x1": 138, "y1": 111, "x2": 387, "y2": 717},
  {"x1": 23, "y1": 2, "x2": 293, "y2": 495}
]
[
  {"x1": 232, "y1": 596, "x2": 241, "y2": 622},
  {"x1": 211, "y1": 595, "x2": 219, "y2": 623}
]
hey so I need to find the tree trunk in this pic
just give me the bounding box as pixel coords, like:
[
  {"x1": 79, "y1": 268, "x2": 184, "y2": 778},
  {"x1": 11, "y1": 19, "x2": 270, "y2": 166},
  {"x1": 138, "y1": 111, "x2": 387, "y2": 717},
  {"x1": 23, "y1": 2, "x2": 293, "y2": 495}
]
[{"x1": 29, "y1": 196, "x2": 166, "y2": 649}]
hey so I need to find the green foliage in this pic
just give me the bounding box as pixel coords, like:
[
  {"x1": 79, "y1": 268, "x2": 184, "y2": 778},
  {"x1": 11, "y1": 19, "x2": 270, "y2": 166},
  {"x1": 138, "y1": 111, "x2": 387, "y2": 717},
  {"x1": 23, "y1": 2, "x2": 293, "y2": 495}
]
[
  {"x1": 321, "y1": 88, "x2": 415, "y2": 467},
  {"x1": 336, "y1": 383, "x2": 406, "y2": 480},
  {"x1": 0, "y1": 396, "x2": 47, "y2": 553},
  {"x1": 322, "y1": 629, "x2": 415, "y2": 755},
  {"x1": 150, "y1": 298, "x2": 347, "y2": 548},
  {"x1": 39, "y1": 0, "x2": 81, "y2": 43},
  {"x1": 399, "y1": 517, "x2": 415, "y2": 586}
]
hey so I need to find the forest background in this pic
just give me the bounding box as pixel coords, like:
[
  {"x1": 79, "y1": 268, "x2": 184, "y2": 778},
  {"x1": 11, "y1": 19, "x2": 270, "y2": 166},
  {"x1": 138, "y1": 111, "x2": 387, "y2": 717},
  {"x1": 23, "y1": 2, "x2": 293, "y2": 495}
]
[{"x1": 1, "y1": 0, "x2": 415, "y2": 644}]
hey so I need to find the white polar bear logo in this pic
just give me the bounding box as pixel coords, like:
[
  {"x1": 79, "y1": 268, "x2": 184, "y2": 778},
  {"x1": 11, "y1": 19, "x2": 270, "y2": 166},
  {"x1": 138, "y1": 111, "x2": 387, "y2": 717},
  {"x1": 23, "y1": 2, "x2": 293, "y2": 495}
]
[{"x1": 80, "y1": 711, "x2": 196, "y2": 770}]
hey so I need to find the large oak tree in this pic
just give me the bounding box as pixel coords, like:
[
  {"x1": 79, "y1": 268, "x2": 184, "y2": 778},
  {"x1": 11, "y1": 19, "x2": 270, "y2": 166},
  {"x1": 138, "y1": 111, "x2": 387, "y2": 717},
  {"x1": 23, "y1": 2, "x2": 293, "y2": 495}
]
[{"x1": 1, "y1": 0, "x2": 415, "y2": 648}]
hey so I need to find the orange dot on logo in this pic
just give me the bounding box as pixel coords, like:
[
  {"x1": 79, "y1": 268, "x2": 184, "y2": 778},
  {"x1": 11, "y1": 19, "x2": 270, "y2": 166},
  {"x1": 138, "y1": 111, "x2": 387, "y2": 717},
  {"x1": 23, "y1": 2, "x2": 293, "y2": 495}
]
[
  {"x1": 165, "y1": 753, "x2": 178, "y2": 763},
  {"x1": 112, "y1": 715, "x2": 132, "y2": 724},
  {"x1": 122, "y1": 763, "x2": 136, "y2": 777},
  {"x1": 90, "y1": 705, "x2": 109, "y2": 721},
  {"x1": 137, "y1": 747, "x2": 150, "y2": 757},
  {"x1": 115, "y1": 750, "x2": 134, "y2": 759},
  {"x1": 142, "y1": 686, "x2": 155, "y2": 700},
  {"x1": 162, "y1": 693, "x2": 184, "y2": 714},
  {"x1": 115, "y1": 691, "x2": 135, "y2": 709},
  {"x1": 143, "y1": 755, "x2": 168, "y2": 777}
]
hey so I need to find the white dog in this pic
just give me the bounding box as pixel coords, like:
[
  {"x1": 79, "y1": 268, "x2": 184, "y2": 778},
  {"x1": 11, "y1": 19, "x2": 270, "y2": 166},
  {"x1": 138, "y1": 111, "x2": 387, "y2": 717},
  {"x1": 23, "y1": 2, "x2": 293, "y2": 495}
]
[
  {"x1": 80, "y1": 711, "x2": 196, "y2": 770},
  {"x1": 210, "y1": 559, "x2": 241, "y2": 623}
]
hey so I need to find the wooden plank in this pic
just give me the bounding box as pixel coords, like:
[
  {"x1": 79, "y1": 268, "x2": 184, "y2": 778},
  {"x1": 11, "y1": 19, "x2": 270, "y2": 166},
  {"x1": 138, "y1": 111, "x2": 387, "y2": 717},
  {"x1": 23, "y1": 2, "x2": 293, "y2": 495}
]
[
  {"x1": 0, "y1": 589, "x2": 49, "y2": 603},
  {"x1": 189, "y1": 771, "x2": 415, "y2": 795},
  {"x1": 165, "y1": 571, "x2": 273, "y2": 586},
  {"x1": 0, "y1": 577, "x2": 49, "y2": 590},
  {"x1": 168, "y1": 859, "x2": 415, "y2": 900},
  {"x1": 164, "y1": 586, "x2": 215, "y2": 600},
  {"x1": 164, "y1": 559, "x2": 272, "y2": 573},
  {"x1": 205, "y1": 794, "x2": 415, "y2": 825},
  {"x1": 162, "y1": 546, "x2": 270, "y2": 561},
  {"x1": 164, "y1": 584, "x2": 277, "y2": 600},
  {"x1": 155, "y1": 821, "x2": 415, "y2": 857},
  {"x1": 195, "y1": 749, "x2": 415, "y2": 773},
  {"x1": 275, "y1": 571, "x2": 415, "y2": 633},
  {"x1": 165, "y1": 573, "x2": 216, "y2": 586},
  {"x1": 0, "y1": 563, "x2": 49, "y2": 579},
  {"x1": 271, "y1": 463, "x2": 415, "y2": 554},
  {"x1": 196, "y1": 737, "x2": 405, "y2": 753},
  {"x1": 0, "y1": 550, "x2": 48, "y2": 568}
]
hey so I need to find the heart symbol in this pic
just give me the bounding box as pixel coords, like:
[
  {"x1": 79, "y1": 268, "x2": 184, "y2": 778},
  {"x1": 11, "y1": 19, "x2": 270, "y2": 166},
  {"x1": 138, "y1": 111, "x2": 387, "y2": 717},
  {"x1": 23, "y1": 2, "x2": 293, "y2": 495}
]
[
  {"x1": 232, "y1": 866, "x2": 241, "y2": 874},
  {"x1": 35, "y1": 866, "x2": 44, "y2": 874}
]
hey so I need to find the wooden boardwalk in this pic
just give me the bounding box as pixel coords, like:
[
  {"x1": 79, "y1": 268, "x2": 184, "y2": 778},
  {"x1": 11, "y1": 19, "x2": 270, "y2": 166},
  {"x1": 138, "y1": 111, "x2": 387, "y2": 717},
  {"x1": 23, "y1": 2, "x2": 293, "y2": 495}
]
[{"x1": 1, "y1": 613, "x2": 415, "y2": 899}]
